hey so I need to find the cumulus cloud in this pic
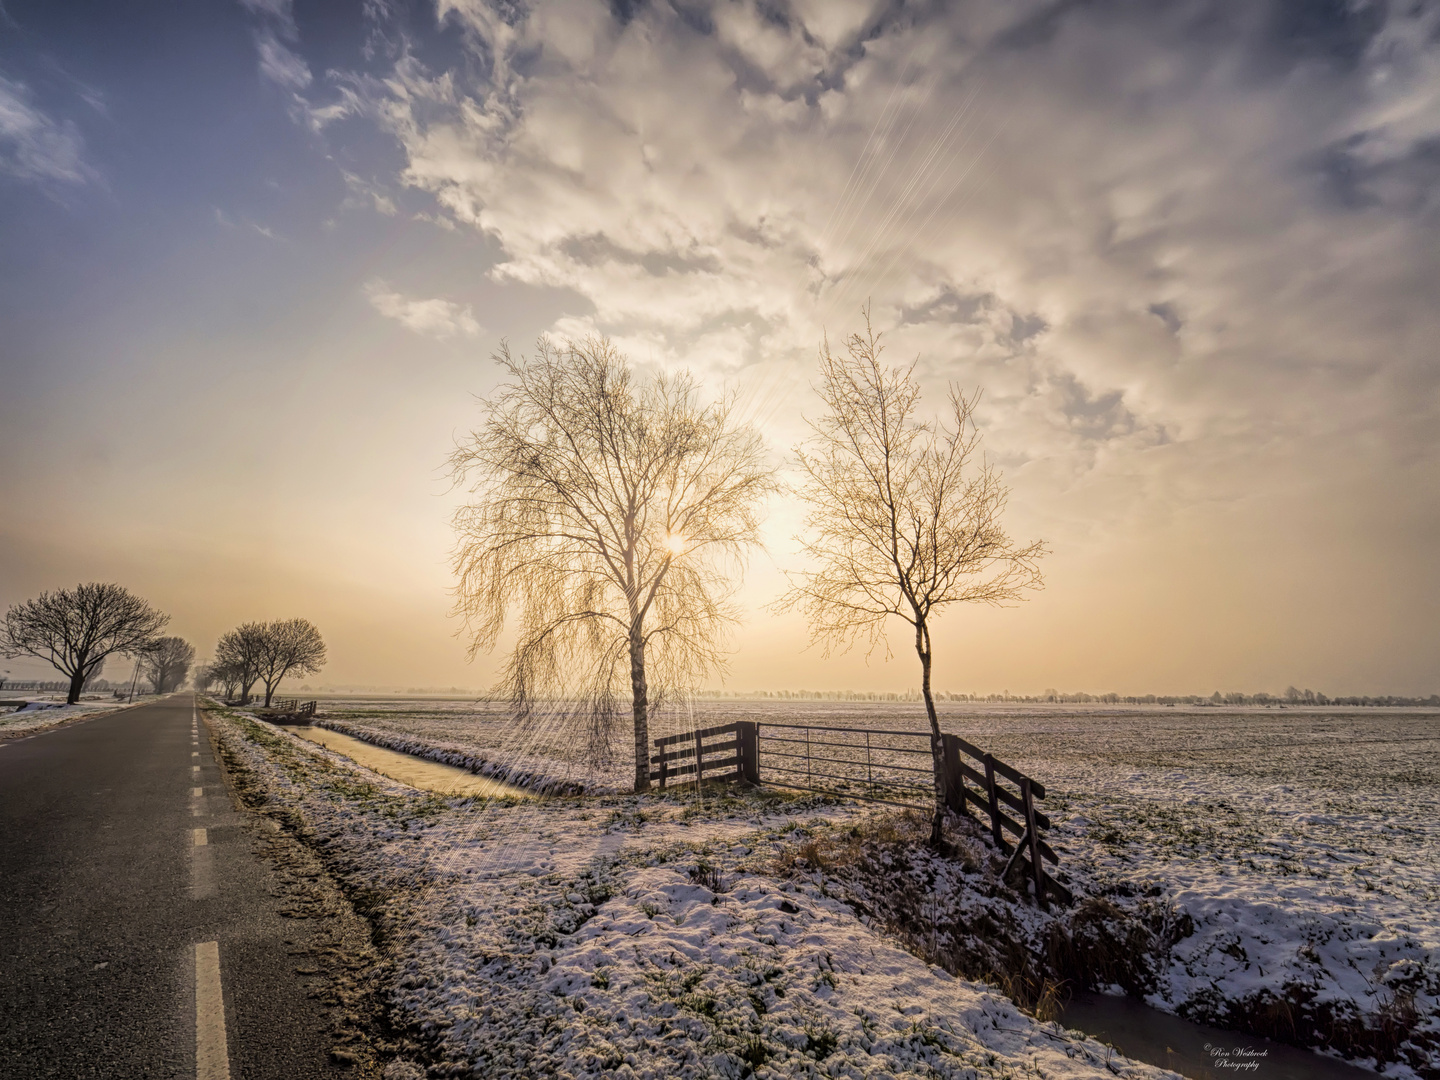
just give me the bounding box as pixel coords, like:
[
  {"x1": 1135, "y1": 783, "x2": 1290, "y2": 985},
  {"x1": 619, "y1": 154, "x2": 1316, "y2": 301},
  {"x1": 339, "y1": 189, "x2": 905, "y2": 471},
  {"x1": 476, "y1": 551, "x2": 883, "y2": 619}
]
[
  {"x1": 332, "y1": 0, "x2": 1437, "y2": 536},
  {"x1": 0, "y1": 74, "x2": 92, "y2": 187},
  {"x1": 365, "y1": 279, "x2": 481, "y2": 338},
  {"x1": 289, "y1": 0, "x2": 1440, "y2": 688}
]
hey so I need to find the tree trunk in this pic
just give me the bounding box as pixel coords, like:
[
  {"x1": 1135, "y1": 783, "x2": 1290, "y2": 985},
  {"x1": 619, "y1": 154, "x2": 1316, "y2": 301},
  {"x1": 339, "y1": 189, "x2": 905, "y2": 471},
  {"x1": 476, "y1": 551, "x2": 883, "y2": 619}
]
[
  {"x1": 916, "y1": 620, "x2": 945, "y2": 846},
  {"x1": 264, "y1": 682, "x2": 275, "y2": 707},
  {"x1": 66, "y1": 667, "x2": 86, "y2": 705},
  {"x1": 629, "y1": 627, "x2": 651, "y2": 793}
]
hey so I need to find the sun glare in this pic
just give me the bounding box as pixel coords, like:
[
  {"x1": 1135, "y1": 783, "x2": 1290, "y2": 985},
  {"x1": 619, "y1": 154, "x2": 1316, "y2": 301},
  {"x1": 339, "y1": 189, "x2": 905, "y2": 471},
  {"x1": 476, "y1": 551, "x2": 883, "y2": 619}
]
[{"x1": 663, "y1": 531, "x2": 687, "y2": 556}]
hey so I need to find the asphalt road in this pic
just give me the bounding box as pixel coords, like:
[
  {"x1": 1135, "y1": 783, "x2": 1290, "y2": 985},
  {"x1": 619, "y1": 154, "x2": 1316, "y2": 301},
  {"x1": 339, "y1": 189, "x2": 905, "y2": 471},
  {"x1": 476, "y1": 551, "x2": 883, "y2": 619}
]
[{"x1": 0, "y1": 694, "x2": 354, "y2": 1079}]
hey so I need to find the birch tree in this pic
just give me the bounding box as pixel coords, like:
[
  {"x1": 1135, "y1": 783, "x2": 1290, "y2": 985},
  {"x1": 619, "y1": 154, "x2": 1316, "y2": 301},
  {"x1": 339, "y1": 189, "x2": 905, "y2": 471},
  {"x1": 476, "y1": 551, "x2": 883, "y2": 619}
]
[
  {"x1": 451, "y1": 336, "x2": 776, "y2": 792},
  {"x1": 780, "y1": 314, "x2": 1047, "y2": 842}
]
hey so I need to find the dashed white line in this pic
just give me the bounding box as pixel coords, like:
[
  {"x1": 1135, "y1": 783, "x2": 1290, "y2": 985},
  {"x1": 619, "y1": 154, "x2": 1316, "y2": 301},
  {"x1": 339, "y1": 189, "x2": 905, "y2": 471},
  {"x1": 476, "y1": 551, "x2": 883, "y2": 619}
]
[
  {"x1": 193, "y1": 828, "x2": 207, "y2": 846},
  {"x1": 193, "y1": 787, "x2": 203, "y2": 797},
  {"x1": 192, "y1": 765, "x2": 200, "y2": 775},
  {"x1": 194, "y1": 941, "x2": 231, "y2": 1080}
]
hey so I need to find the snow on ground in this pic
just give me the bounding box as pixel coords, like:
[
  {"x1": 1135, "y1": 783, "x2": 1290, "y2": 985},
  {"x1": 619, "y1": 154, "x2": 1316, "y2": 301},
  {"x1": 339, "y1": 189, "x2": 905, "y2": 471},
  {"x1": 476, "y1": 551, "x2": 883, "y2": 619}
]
[
  {"x1": 973, "y1": 710, "x2": 1440, "y2": 1076},
  {"x1": 208, "y1": 704, "x2": 1179, "y2": 1080},
  {"x1": 0, "y1": 696, "x2": 133, "y2": 739},
  {"x1": 306, "y1": 698, "x2": 1440, "y2": 1076}
]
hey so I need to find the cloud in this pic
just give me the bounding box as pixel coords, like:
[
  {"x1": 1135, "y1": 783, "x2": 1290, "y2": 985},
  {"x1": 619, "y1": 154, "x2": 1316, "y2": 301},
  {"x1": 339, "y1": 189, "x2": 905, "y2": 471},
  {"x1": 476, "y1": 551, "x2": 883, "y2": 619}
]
[
  {"x1": 0, "y1": 74, "x2": 93, "y2": 187},
  {"x1": 333, "y1": 2, "x2": 1437, "y2": 522},
  {"x1": 309, "y1": 0, "x2": 1440, "y2": 688},
  {"x1": 239, "y1": 0, "x2": 297, "y2": 35},
  {"x1": 255, "y1": 28, "x2": 313, "y2": 91},
  {"x1": 341, "y1": 170, "x2": 397, "y2": 215},
  {"x1": 365, "y1": 279, "x2": 481, "y2": 339}
]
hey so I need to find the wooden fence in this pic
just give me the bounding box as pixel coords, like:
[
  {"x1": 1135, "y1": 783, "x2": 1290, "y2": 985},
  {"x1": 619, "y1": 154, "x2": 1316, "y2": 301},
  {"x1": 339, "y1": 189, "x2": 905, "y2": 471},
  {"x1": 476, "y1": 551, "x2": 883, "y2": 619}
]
[
  {"x1": 650, "y1": 722, "x2": 758, "y2": 787},
  {"x1": 268, "y1": 699, "x2": 317, "y2": 720},
  {"x1": 650, "y1": 720, "x2": 1068, "y2": 907},
  {"x1": 941, "y1": 733, "x2": 1070, "y2": 907}
]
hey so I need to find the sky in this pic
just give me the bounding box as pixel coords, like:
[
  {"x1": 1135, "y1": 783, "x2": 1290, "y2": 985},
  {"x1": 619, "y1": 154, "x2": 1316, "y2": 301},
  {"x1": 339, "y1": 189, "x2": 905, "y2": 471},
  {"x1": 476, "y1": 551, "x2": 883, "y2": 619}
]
[{"x1": 1, "y1": 0, "x2": 1437, "y2": 697}]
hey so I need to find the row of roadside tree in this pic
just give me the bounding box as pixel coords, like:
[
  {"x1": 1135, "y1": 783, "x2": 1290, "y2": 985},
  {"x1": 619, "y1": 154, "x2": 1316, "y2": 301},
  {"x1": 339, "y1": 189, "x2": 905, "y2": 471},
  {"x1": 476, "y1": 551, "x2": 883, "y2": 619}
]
[
  {"x1": 199, "y1": 618, "x2": 327, "y2": 707},
  {"x1": 0, "y1": 581, "x2": 325, "y2": 707}
]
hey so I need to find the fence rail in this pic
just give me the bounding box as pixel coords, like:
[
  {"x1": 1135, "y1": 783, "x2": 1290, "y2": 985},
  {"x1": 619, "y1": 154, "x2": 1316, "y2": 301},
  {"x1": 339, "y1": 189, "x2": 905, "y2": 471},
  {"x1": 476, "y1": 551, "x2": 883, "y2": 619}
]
[
  {"x1": 650, "y1": 721, "x2": 756, "y2": 786},
  {"x1": 941, "y1": 734, "x2": 1069, "y2": 907},
  {"x1": 757, "y1": 722, "x2": 937, "y2": 809},
  {"x1": 650, "y1": 719, "x2": 1069, "y2": 907},
  {"x1": 266, "y1": 699, "x2": 317, "y2": 721}
]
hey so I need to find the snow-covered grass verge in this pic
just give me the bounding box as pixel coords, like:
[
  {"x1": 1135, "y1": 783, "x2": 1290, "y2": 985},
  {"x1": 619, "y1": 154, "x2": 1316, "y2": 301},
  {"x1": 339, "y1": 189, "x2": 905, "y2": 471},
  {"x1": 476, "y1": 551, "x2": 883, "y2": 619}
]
[
  {"x1": 0, "y1": 697, "x2": 132, "y2": 739},
  {"x1": 205, "y1": 703, "x2": 1179, "y2": 1080}
]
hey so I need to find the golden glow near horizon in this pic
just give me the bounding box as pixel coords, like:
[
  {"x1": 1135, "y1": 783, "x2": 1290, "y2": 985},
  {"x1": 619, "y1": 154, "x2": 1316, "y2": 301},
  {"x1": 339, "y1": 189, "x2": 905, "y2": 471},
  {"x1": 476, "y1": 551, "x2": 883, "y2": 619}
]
[{"x1": 1, "y1": 3, "x2": 1437, "y2": 697}]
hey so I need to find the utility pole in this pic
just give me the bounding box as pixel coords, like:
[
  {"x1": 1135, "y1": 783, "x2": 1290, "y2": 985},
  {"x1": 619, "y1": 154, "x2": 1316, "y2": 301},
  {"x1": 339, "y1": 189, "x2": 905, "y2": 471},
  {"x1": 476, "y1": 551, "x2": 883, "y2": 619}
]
[{"x1": 127, "y1": 657, "x2": 142, "y2": 703}]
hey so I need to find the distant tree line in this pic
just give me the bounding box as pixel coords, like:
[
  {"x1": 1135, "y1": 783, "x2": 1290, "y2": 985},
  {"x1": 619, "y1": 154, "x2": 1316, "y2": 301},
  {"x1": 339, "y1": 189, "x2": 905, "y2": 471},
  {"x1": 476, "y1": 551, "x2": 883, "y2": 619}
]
[{"x1": 691, "y1": 688, "x2": 1440, "y2": 707}]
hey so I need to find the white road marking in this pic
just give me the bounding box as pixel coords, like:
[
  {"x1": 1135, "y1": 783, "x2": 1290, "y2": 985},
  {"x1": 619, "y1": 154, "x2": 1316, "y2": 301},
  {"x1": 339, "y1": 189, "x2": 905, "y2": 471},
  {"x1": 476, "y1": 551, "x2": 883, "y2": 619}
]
[
  {"x1": 192, "y1": 751, "x2": 199, "y2": 758},
  {"x1": 192, "y1": 765, "x2": 200, "y2": 774},
  {"x1": 194, "y1": 941, "x2": 231, "y2": 1080},
  {"x1": 193, "y1": 787, "x2": 203, "y2": 797},
  {"x1": 193, "y1": 828, "x2": 207, "y2": 846}
]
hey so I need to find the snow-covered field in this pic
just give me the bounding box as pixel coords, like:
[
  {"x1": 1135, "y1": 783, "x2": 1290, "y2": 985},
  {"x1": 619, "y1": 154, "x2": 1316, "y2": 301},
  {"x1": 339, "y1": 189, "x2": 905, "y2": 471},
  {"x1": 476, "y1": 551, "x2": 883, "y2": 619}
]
[
  {"x1": 209, "y1": 703, "x2": 1185, "y2": 1079},
  {"x1": 306, "y1": 698, "x2": 1440, "y2": 1077},
  {"x1": 940, "y1": 707, "x2": 1440, "y2": 1076},
  {"x1": 0, "y1": 696, "x2": 133, "y2": 739}
]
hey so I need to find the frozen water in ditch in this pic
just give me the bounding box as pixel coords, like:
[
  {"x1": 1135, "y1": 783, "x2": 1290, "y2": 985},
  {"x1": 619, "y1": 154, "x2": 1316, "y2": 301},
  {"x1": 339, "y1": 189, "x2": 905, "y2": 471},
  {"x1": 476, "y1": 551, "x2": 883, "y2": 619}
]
[{"x1": 286, "y1": 725, "x2": 531, "y2": 798}]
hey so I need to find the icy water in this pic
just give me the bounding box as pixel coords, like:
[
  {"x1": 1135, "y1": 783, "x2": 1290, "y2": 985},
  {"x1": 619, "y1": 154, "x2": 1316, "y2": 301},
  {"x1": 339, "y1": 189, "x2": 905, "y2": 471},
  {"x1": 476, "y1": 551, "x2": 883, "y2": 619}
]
[
  {"x1": 1058, "y1": 992, "x2": 1380, "y2": 1079},
  {"x1": 287, "y1": 726, "x2": 530, "y2": 798}
]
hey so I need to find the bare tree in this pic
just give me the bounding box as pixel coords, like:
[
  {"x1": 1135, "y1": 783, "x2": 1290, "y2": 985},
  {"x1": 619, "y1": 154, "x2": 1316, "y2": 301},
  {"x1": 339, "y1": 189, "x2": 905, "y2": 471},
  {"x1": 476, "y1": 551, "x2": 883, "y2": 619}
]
[
  {"x1": 451, "y1": 336, "x2": 777, "y2": 792},
  {"x1": 0, "y1": 583, "x2": 169, "y2": 704},
  {"x1": 144, "y1": 636, "x2": 196, "y2": 694},
  {"x1": 215, "y1": 623, "x2": 267, "y2": 704},
  {"x1": 252, "y1": 618, "x2": 327, "y2": 707},
  {"x1": 210, "y1": 657, "x2": 245, "y2": 702},
  {"x1": 780, "y1": 314, "x2": 1047, "y2": 842},
  {"x1": 192, "y1": 661, "x2": 218, "y2": 695}
]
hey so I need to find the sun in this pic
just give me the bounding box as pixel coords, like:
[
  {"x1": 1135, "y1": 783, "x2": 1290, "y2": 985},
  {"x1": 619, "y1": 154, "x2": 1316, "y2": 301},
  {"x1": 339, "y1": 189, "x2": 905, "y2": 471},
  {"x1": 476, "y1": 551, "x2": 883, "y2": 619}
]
[{"x1": 663, "y1": 531, "x2": 687, "y2": 556}]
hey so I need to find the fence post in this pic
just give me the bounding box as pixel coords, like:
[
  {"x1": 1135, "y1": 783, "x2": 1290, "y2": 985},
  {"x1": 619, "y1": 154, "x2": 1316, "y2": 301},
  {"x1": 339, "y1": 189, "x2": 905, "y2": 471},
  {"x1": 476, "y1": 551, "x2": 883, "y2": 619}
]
[
  {"x1": 983, "y1": 754, "x2": 1004, "y2": 848},
  {"x1": 736, "y1": 722, "x2": 759, "y2": 784},
  {"x1": 1021, "y1": 777, "x2": 1046, "y2": 910},
  {"x1": 657, "y1": 739, "x2": 668, "y2": 790},
  {"x1": 694, "y1": 729, "x2": 704, "y2": 787},
  {"x1": 942, "y1": 735, "x2": 963, "y2": 814}
]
